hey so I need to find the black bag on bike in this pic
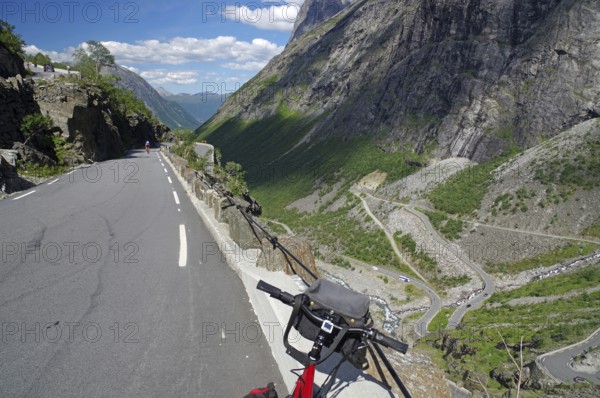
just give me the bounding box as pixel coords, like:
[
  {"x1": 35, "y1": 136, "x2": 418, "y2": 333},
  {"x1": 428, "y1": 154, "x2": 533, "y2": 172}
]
[{"x1": 286, "y1": 279, "x2": 372, "y2": 369}]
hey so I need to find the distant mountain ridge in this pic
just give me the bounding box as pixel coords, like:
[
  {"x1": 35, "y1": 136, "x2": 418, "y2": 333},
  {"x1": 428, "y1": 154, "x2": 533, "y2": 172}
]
[
  {"x1": 159, "y1": 90, "x2": 229, "y2": 125},
  {"x1": 101, "y1": 65, "x2": 199, "y2": 130}
]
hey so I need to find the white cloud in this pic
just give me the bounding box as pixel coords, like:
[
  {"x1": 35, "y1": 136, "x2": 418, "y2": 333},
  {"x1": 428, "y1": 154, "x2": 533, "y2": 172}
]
[
  {"x1": 140, "y1": 69, "x2": 199, "y2": 85},
  {"x1": 24, "y1": 45, "x2": 76, "y2": 63},
  {"x1": 101, "y1": 36, "x2": 284, "y2": 68},
  {"x1": 224, "y1": 4, "x2": 301, "y2": 32},
  {"x1": 221, "y1": 61, "x2": 269, "y2": 71}
]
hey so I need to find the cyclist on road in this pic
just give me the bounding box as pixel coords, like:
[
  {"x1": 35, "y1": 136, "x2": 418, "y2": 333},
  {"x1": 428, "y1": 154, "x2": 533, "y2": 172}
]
[{"x1": 145, "y1": 140, "x2": 150, "y2": 154}]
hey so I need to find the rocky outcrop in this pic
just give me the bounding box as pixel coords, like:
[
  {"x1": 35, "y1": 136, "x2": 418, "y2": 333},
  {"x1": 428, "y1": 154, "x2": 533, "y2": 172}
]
[
  {"x1": 0, "y1": 149, "x2": 34, "y2": 195},
  {"x1": 203, "y1": 0, "x2": 600, "y2": 163},
  {"x1": 0, "y1": 74, "x2": 39, "y2": 149},
  {"x1": 290, "y1": 0, "x2": 356, "y2": 41},
  {"x1": 32, "y1": 79, "x2": 169, "y2": 163},
  {"x1": 0, "y1": 45, "x2": 25, "y2": 79}
]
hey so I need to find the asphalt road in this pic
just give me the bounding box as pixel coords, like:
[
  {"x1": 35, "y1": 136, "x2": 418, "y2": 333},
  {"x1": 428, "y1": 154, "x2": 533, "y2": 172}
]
[
  {"x1": 341, "y1": 256, "x2": 441, "y2": 337},
  {"x1": 402, "y1": 205, "x2": 495, "y2": 327},
  {"x1": 0, "y1": 150, "x2": 285, "y2": 397},
  {"x1": 540, "y1": 328, "x2": 600, "y2": 384}
]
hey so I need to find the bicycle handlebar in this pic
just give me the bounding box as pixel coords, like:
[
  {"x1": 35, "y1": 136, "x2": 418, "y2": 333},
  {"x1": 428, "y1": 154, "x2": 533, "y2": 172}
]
[
  {"x1": 256, "y1": 279, "x2": 295, "y2": 305},
  {"x1": 256, "y1": 280, "x2": 408, "y2": 354}
]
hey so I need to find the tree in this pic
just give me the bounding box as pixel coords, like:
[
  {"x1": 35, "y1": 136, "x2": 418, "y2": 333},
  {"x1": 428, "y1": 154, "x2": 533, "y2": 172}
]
[
  {"x1": 20, "y1": 114, "x2": 53, "y2": 146},
  {"x1": 27, "y1": 52, "x2": 51, "y2": 67},
  {"x1": 73, "y1": 40, "x2": 114, "y2": 79},
  {"x1": 0, "y1": 19, "x2": 25, "y2": 57}
]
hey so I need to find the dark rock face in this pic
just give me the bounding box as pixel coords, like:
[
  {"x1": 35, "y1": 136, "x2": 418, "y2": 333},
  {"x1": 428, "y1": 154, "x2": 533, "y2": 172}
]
[
  {"x1": 291, "y1": 0, "x2": 355, "y2": 41},
  {"x1": 0, "y1": 75, "x2": 39, "y2": 149},
  {"x1": 0, "y1": 45, "x2": 25, "y2": 79},
  {"x1": 210, "y1": 0, "x2": 600, "y2": 162}
]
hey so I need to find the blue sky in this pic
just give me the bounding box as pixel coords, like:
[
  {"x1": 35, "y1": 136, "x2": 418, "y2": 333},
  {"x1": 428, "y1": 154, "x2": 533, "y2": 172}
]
[{"x1": 3, "y1": 1, "x2": 304, "y2": 94}]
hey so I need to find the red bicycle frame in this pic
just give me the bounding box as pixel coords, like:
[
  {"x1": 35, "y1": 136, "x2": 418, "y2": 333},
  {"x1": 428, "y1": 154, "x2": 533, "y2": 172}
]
[{"x1": 293, "y1": 365, "x2": 316, "y2": 398}]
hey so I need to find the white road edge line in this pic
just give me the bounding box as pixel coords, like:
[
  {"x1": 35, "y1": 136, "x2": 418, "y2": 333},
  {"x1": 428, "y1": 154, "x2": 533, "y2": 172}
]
[
  {"x1": 48, "y1": 179, "x2": 59, "y2": 185},
  {"x1": 173, "y1": 191, "x2": 180, "y2": 205},
  {"x1": 179, "y1": 224, "x2": 187, "y2": 267},
  {"x1": 12, "y1": 190, "x2": 36, "y2": 200}
]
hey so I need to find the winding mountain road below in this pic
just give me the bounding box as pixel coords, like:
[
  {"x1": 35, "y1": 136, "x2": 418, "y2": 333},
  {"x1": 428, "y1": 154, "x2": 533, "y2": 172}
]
[
  {"x1": 351, "y1": 190, "x2": 442, "y2": 336},
  {"x1": 539, "y1": 328, "x2": 600, "y2": 384}
]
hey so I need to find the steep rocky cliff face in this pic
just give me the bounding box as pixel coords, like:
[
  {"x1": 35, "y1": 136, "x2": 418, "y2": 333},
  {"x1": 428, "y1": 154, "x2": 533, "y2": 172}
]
[
  {"x1": 290, "y1": 0, "x2": 356, "y2": 41},
  {"x1": 34, "y1": 81, "x2": 168, "y2": 163},
  {"x1": 202, "y1": 0, "x2": 600, "y2": 163}
]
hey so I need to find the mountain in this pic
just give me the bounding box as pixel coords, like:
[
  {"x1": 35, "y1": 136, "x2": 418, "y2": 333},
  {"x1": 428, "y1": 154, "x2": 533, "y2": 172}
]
[
  {"x1": 102, "y1": 65, "x2": 200, "y2": 130},
  {"x1": 198, "y1": 0, "x2": 600, "y2": 172},
  {"x1": 290, "y1": 0, "x2": 355, "y2": 41},
  {"x1": 155, "y1": 86, "x2": 174, "y2": 97},
  {"x1": 163, "y1": 92, "x2": 228, "y2": 125}
]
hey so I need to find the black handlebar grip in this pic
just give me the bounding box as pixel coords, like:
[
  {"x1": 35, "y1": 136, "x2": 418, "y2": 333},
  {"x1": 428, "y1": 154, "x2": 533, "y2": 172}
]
[
  {"x1": 373, "y1": 332, "x2": 409, "y2": 354},
  {"x1": 256, "y1": 280, "x2": 295, "y2": 305},
  {"x1": 257, "y1": 280, "x2": 281, "y2": 296}
]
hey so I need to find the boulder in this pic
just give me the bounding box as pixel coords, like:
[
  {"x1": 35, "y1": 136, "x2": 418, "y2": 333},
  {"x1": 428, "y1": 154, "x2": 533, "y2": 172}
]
[{"x1": 257, "y1": 235, "x2": 319, "y2": 281}]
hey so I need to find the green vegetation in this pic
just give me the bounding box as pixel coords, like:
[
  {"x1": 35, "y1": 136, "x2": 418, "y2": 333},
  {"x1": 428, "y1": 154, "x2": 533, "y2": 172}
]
[
  {"x1": 422, "y1": 265, "x2": 600, "y2": 396},
  {"x1": 26, "y1": 52, "x2": 51, "y2": 67},
  {"x1": 332, "y1": 256, "x2": 354, "y2": 270},
  {"x1": 491, "y1": 187, "x2": 536, "y2": 216},
  {"x1": 428, "y1": 307, "x2": 454, "y2": 332},
  {"x1": 581, "y1": 218, "x2": 600, "y2": 239},
  {"x1": 198, "y1": 108, "x2": 425, "y2": 217},
  {"x1": 171, "y1": 130, "x2": 248, "y2": 196},
  {"x1": 266, "y1": 220, "x2": 288, "y2": 235},
  {"x1": 0, "y1": 19, "x2": 25, "y2": 57},
  {"x1": 403, "y1": 311, "x2": 426, "y2": 322},
  {"x1": 394, "y1": 232, "x2": 437, "y2": 274},
  {"x1": 16, "y1": 116, "x2": 79, "y2": 178},
  {"x1": 83, "y1": 75, "x2": 155, "y2": 121},
  {"x1": 73, "y1": 40, "x2": 115, "y2": 78},
  {"x1": 20, "y1": 114, "x2": 53, "y2": 146},
  {"x1": 489, "y1": 266, "x2": 600, "y2": 304},
  {"x1": 420, "y1": 209, "x2": 465, "y2": 240},
  {"x1": 428, "y1": 153, "x2": 517, "y2": 215},
  {"x1": 275, "y1": 196, "x2": 412, "y2": 275},
  {"x1": 486, "y1": 242, "x2": 599, "y2": 274},
  {"x1": 534, "y1": 137, "x2": 600, "y2": 190}
]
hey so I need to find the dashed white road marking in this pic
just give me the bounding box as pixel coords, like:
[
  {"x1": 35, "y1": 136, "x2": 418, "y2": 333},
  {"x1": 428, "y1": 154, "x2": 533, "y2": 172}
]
[
  {"x1": 173, "y1": 191, "x2": 180, "y2": 205},
  {"x1": 48, "y1": 179, "x2": 59, "y2": 185},
  {"x1": 179, "y1": 224, "x2": 187, "y2": 267},
  {"x1": 13, "y1": 191, "x2": 36, "y2": 200},
  {"x1": 168, "y1": 177, "x2": 172, "y2": 184},
  {"x1": 164, "y1": 168, "x2": 168, "y2": 173}
]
